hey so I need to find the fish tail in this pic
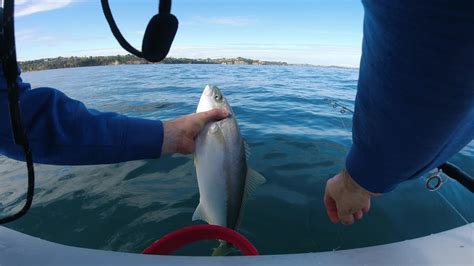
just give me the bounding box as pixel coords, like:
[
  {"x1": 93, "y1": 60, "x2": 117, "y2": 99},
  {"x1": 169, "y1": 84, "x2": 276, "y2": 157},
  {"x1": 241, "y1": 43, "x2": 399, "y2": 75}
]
[{"x1": 211, "y1": 241, "x2": 235, "y2": 256}]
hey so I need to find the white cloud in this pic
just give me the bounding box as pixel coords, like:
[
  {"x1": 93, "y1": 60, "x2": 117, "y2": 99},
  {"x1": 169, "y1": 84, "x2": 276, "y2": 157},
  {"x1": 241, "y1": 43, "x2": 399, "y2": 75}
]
[
  {"x1": 168, "y1": 44, "x2": 362, "y2": 67},
  {"x1": 184, "y1": 16, "x2": 258, "y2": 27},
  {"x1": 15, "y1": 29, "x2": 36, "y2": 41},
  {"x1": 15, "y1": 28, "x2": 56, "y2": 43},
  {"x1": 15, "y1": 0, "x2": 75, "y2": 17},
  {"x1": 206, "y1": 16, "x2": 257, "y2": 26},
  {"x1": 61, "y1": 48, "x2": 128, "y2": 57}
]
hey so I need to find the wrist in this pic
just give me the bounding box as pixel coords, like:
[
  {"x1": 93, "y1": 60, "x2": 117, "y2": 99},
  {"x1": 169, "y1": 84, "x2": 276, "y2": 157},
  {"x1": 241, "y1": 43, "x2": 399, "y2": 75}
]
[
  {"x1": 342, "y1": 168, "x2": 381, "y2": 197},
  {"x1": 162, "y1": 120, "x2": 178, "y2": 155}
]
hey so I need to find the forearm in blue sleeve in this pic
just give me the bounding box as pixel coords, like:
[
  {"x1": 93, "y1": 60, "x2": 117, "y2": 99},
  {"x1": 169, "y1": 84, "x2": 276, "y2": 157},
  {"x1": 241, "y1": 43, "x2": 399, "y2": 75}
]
[
  {"x1": 0, "y1": 86, "x2": 164, "y2": 165},
  {"x1": 346, "y1": 0, "x2": 474, "y2": 193}
]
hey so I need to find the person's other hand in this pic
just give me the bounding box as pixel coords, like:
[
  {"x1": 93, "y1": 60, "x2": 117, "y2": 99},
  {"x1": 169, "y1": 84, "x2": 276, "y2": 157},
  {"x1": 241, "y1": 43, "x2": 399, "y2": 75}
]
[
  {"x1": 161, "y1": 108, "x2": 229, "y2": 155},
  {"x1": 324, "y1": 169, "x2": 381, "y2": 225}
]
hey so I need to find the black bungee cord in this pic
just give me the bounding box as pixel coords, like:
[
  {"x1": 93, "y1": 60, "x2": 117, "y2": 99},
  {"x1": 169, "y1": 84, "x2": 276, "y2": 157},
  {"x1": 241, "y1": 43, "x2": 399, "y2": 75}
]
[{"x1": 0, "y1": 0, "x2": 35, "y2": 224}]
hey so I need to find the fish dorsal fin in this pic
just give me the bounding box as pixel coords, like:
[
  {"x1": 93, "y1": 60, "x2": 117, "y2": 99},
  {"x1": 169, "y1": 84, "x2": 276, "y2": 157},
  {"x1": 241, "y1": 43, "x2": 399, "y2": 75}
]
[
  {"x1": 244, "y1": 140, "x2": 251, "y2": 159},
  {"x1": 236, "y1": 168, "x2": 266, "y2": 228},
  {"x1": 192, "y1": 203, "x2": 210, "y2": 223}
]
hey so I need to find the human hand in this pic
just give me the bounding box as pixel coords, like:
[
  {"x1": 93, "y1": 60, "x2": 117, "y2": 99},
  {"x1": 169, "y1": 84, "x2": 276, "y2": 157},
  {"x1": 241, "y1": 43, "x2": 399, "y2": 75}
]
[
  {"x1": 161, "y1": 108, "x2": 229, "y2": 155},
  {"x1": 324, "y1": 169, "x2": 381, "y2": 225}
]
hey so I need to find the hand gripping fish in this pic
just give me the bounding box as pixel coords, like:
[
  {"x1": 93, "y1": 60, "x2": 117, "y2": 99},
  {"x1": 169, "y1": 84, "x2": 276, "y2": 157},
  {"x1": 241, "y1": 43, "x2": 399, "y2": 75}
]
[{"x1": 193, "y1": 85, "x2": 266, "y2": 255}]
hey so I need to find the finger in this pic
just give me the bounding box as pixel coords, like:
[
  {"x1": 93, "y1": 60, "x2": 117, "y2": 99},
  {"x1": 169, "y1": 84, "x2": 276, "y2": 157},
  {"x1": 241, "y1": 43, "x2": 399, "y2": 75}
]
[
  {"x1": 337, "y1": 206, "x2": 355, "y2": 225},
  {"x1": 362, "y1": 199, "x2": 371, "y2": 213},
  {"x1": 353, "y1": 210, "x2": 363, "y2": 220},
  {"x1": 196, "y1": 108, "x2": 229, "y2": 124},
  {"x1": 323, "y1": 192, "x2": 340, "y2": 224},
  {"x1": 339, "y1": 214, "x2": 354, "y2": 225}
]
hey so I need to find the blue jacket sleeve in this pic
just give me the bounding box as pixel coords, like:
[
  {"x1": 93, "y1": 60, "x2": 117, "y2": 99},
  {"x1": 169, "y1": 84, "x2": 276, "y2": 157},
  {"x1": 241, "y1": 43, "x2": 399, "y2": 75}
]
[
  {"x1": 0, "y1": 80, "x2": 164, "y2": 165},
  {"x1": 346, "y1": 0, "x2": 474, "y2": 193}
]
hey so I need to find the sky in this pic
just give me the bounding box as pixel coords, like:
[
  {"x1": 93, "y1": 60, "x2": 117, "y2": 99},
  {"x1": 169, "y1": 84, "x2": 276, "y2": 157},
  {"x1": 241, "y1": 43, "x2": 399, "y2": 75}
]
[{"x1": 13, "y1": 0, "x2": 365, "y2": 67}]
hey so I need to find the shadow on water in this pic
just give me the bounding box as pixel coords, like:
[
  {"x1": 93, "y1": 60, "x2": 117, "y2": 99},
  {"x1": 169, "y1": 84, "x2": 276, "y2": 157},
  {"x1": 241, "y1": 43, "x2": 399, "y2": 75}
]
[
  {"x1": 123, "y1": 156, "x2": 190, "y2": 181},
  {"x1": 98, "y1": 102, "x2": 177, "y2": 115}
]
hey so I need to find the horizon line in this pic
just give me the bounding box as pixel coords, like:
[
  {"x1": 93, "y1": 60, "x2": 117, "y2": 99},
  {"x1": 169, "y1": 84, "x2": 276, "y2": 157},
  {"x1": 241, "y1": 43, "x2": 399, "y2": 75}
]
[{"x1": 18, "y1": 54, "x2": 360, "y2": 70}]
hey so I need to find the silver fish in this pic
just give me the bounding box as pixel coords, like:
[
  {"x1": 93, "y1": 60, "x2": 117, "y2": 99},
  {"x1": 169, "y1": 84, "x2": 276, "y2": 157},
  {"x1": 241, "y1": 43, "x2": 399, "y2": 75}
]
[{"x1": 193, "y1": 85, "x2": 265, "y2": 254}]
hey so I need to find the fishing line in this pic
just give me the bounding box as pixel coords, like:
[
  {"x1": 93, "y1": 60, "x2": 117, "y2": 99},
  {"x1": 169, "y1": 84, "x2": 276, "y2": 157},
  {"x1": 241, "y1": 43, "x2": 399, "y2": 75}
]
[
  {"x1": 322, "y1": 97, "x2": 354, "y2": 251},
  {"x1": 324, "y1": 98, "x2": 353, "y2": 132},
  {"x1": 435, "y1": 189, "x2": 469, "y2": 225},
  {"x1": 425, "y1": 170, "x2": 470, "y2": 224},
  {"x1": 338, "y1": 116, "x2": 348, "y2": 132}
]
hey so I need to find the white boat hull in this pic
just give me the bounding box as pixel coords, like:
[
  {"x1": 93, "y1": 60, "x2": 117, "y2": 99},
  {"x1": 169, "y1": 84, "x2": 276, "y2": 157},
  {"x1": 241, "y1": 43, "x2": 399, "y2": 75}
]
[{"x1": 1, "y1": 224, "x2": 473, "y2": 265}]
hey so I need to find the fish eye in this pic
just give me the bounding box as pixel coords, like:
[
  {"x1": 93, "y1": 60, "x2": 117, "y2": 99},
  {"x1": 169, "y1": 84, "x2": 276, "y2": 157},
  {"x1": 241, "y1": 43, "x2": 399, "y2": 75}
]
[{"x1": 214, "y1": 94, "x2": 222, "y2": 101}]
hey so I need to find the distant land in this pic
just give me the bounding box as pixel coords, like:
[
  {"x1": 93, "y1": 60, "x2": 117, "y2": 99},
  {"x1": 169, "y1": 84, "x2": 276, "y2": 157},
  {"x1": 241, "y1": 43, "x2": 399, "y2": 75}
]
[{"x1": 19, "y1": 55, "x2": 289, "y2": 72}]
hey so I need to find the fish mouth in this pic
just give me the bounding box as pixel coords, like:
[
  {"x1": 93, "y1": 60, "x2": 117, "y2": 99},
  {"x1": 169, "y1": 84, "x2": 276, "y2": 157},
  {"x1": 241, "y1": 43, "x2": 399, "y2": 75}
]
[
  {"x1": 203, "y1": 84, "x2": 216, "y2": 96},
  {"x1": 203, "y1": 84, "x2": 224, "y2": 97},
  {"x1": 200, "y1": 84, "x2": 231, "y2": 114}
]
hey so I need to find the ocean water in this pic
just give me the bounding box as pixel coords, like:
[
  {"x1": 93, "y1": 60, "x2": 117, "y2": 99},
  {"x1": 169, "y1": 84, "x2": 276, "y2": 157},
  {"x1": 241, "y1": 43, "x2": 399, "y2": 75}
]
[{"x1": 1, "y1": 64, "x2": 473, "y2": 256}]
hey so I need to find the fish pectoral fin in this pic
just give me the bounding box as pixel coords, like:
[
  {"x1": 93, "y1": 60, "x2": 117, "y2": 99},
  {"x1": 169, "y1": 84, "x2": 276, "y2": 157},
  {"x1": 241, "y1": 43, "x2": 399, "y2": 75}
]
[
  {"x1": 245, "y1": 168, "x2": 266, "y2": 197},
  {"x1": 192, "y1": 203, "x2": 210, "y2": 223},
  {"x1": 235, "y1": 168, "x2": 266, "y2": 228}
]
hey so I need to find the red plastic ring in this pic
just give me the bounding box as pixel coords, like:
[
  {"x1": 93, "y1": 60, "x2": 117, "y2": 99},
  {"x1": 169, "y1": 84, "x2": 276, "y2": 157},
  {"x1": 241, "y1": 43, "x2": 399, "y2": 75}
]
[{"x1": 142, "y1": 224, "x2": 259, "y2": 256}]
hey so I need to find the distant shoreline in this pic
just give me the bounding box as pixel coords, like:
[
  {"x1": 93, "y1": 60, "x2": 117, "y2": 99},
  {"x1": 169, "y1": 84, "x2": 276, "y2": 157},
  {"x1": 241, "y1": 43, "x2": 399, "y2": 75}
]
[
  {"x1": 19, "y1": 55, "x2": 288, "y2": 72},
  {"x1": 19, "y1": 55, "x2": 358, "y2": 72}
]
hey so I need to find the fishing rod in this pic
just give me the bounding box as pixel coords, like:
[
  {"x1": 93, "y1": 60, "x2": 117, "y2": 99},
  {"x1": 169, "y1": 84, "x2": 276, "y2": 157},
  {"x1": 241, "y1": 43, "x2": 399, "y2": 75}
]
[
  {"x1": 324, "y1": 97, "x2": 474, "y2": 193},
  {"x1": 324, "y1": 98, "x2": 354, "y2": 114},
  {"x1": 429, "y1": 162, "x2": 474, "y2": 193}
]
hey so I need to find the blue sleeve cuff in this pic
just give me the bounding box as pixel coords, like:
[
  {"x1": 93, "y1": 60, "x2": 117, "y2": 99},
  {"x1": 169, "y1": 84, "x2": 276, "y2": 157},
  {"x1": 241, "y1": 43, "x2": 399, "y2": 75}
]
[
  {"x1": 345, "y1": 144, "x2": 400, "y2": 194},
  {"x1": 123, "y1": 117, "x2": 164, "y2": 161}
]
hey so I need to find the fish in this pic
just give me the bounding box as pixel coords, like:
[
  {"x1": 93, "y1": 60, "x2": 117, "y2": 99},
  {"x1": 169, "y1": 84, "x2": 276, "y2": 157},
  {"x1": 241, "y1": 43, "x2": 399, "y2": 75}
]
[{"x1": 193, "y1": 84, "x2": 266, "y2": 255}]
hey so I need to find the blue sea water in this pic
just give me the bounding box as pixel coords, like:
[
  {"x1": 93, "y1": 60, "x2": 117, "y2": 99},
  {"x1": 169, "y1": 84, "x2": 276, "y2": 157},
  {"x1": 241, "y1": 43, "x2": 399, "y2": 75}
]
[{"x1": 1, "y1": 64, "x2": 473, "y2": 255}]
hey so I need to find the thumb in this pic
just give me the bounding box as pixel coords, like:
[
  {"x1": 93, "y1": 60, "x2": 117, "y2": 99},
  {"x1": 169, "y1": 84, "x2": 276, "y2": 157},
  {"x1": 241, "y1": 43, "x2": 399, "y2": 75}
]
[{"x1": 195, "y1": 108, "x2": 229, "y2": 124}]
